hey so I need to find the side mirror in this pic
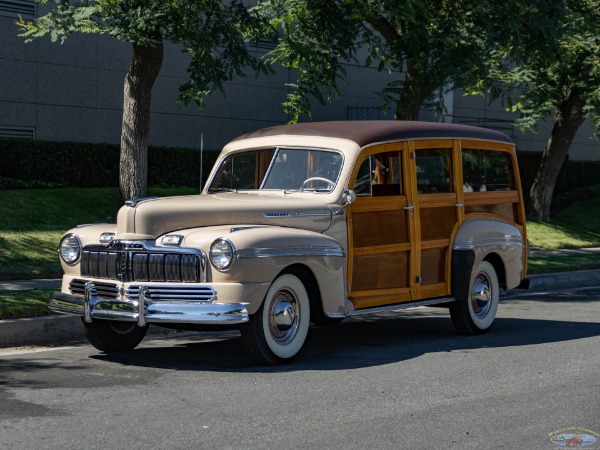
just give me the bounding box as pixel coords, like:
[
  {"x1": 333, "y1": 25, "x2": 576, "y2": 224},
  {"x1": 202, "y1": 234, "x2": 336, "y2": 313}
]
[
  {"x1": 342, "y1": 189, "x2": 356, "y2": 207},
  {"x1": 334, "y1": 190, "x2": 356, "y2": 215}
]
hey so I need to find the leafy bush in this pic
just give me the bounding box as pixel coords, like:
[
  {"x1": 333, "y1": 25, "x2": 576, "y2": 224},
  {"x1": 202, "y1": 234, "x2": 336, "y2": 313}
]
[
  {"x1": 1, "y1": 140, "x2": 599, "y2": 200},
  {"x1": 516, "y1": 150, "x2": 600, "y2": 206},
  {"x1": 0, "y1": 139, "x2": 219, "y2": 189}
]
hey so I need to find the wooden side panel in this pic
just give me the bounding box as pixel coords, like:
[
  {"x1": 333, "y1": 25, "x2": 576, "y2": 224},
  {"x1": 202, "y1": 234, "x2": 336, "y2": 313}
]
[
  {"x1": 352, "y1": 209, "x2": 409, "y2": 247},
  {"x1": 465, "y1": 203, "x2": 516, "y2": 222},
  {"x1": 352, "y1": 252, "x2": 409, "y2": 291},
  {"x1": 421, "y1": 247, "x2": 447, "y2": 284},
  {"x1": 420, "y1": 206, "x2": 456, "y2": 241}
]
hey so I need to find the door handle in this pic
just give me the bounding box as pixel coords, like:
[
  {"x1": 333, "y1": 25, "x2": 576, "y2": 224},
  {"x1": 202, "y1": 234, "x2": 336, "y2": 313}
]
[{"x1": 403, "y1": 204, "x2": 414, "y2": 211}]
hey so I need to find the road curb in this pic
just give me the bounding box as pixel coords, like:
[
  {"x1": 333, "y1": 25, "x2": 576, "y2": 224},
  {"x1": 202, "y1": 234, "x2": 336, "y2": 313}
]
[
  {"x1": 527, "y1": 268, "x2": 600, "y2": 292},
  {"x1": 0, "y1": 315, "x2": 84, "y2": 347},
  {"x1": 1, "y1": 270, "x2": 599, "y2": 348}
]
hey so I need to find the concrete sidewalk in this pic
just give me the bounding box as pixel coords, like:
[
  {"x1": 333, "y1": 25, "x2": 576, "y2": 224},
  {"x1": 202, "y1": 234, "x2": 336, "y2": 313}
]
[{"x1": 2, "y1": 267, "x2": 600, "y2": 348}]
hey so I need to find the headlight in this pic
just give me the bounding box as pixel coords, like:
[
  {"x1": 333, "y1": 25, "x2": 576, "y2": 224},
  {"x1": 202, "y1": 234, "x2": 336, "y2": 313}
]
[
  {"x1": 59, "y1": 233, "x2": 82, "y2": 265},
  {"x1": 209, "y1": 238, "x2": 236, "y2": 271}
]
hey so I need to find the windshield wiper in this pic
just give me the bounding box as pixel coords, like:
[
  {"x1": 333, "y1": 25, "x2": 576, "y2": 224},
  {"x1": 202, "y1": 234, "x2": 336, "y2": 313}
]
[{"x1": 207, "y1": 187, "x2": 238, "y2": 193}]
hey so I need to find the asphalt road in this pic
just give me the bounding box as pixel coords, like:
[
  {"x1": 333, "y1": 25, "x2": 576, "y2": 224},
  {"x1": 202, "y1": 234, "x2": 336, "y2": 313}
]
[{"x1": 1, "y1": 287, "x2": 599, "y2": 449}]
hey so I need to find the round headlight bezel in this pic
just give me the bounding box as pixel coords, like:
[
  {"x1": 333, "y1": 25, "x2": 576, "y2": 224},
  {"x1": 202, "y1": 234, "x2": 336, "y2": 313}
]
[
  {"x1": 58, "y1": 233, "x2": 82, "y2": 265},
  {"x1": 209, "y1": 238, "x2": 236, "y2": 271}
]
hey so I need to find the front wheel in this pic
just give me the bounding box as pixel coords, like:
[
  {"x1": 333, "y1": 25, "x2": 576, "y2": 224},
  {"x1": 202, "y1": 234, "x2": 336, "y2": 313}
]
[
  {"x1": 240, "y1": 273, "x2": 311, "y2": 365},
  {"x1": 450, "y1": 261, "x2": 499, "y2": 335},
  {"x1": 83, "y1": 319, "x2": 148, "y2": 353}
]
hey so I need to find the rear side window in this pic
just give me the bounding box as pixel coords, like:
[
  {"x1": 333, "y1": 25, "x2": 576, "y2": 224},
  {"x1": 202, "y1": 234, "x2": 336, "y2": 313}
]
[
  {"x1": 415, "y1": 148, "x2": 452, "y2": 194},
  {"x1": 462, "y1": 149, "x2": 515, "y2": 192}
]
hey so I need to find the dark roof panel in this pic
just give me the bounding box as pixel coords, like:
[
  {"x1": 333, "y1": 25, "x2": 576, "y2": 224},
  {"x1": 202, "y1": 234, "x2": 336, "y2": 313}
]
[{"x1": 232, "y1": 120, "x2": 513, "y2": 146}]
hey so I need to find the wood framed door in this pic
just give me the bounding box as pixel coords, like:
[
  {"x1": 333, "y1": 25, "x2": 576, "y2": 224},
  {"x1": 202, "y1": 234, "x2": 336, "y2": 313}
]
[
  {"x1": 347, "y1": 140, "x2": 465, "y2": 309},
  {"x1": 347, "y1": 143, "x2": 418, "y2": 309},
  {"x1": 409, "y1": 140, "x2": 463, "y2": 299}
]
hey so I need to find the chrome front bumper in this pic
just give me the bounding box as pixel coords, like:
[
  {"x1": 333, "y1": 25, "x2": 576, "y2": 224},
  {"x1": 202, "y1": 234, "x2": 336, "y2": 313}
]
[{"x1": 50, "y1": 283, "x2": 249, "y2": 326}]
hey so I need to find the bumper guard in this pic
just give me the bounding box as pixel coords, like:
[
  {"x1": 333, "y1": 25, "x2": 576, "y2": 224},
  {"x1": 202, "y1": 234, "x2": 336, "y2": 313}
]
[{"x1": 50, "y1": 282, "x2": 249, "y2": 326}]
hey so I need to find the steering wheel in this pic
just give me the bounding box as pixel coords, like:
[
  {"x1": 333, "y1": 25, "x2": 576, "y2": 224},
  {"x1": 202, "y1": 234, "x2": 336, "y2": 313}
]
[{"x1": 299, "y1": 177, "x2": 335, "y2": 191}]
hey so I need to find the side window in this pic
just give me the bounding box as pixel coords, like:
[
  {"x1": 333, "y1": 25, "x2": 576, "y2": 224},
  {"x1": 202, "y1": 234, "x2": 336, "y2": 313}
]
[
  {"x1": 462, "y1": 149, "x2": 514, "y2": 192},
  {"x1": 416, "y1": 148, "x2": 452, "y2": 194},
  {"x1": 353, "y1": 151, "x2": 402, "y2": 196}
]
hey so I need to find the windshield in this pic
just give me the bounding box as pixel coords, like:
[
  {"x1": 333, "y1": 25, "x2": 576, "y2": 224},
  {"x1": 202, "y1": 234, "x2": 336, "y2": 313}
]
[{"x1": 208, "y1": 148, "x2": 343, "y2": 193}]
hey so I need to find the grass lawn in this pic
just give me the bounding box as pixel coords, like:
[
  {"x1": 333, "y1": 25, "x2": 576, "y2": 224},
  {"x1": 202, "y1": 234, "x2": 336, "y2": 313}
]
[
  {"x1": 0, "y1": 289, "x2": 54, "y2": 320},
  {"x1": 0, "y1": 187, "x2": 197, "y2": 280},
  {"x1": 527, "y1": 197, "x2": 600, "y2": 249}
]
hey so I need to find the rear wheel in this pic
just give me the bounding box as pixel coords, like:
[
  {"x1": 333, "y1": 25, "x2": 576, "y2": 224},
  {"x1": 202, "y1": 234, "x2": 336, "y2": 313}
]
[
  {"x1": 241, "y1": 273, "x2": 310, "y2": 365},
  {"x1": 450, "y1": 261, "x2": 499, "y2": 335},
  {"x1": 83, "y1": 319, "x2": 148, "y2": 353}
]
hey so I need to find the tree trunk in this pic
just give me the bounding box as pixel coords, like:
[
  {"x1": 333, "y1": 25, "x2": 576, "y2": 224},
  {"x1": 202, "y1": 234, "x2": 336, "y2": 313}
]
[
  {"x1": 529, "y1": 90, "x2": 585, "y2": 221},
  {"x1": 395, "y1": 67, "x2": 426, "y2": 121},
  {"x1": 119, "y1": 41, "x2": 164, "y2": 204}
]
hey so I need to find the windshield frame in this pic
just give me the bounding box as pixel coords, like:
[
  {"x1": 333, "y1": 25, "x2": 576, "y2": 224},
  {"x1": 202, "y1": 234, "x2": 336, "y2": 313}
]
[{"x1": 207, "y1": 146, "x2": 345, "y2": 195}]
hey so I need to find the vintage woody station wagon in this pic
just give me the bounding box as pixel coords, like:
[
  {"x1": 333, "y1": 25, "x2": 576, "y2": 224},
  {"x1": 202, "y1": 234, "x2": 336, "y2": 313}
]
[{"x1": 51, "y1": 121, "x2": 529, "y2": 364}]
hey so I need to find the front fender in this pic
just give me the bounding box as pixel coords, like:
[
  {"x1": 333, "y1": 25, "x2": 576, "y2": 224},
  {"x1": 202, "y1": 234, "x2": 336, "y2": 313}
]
[{"x1": 183, "y1": 226, "x2": 347, "y2": 316}]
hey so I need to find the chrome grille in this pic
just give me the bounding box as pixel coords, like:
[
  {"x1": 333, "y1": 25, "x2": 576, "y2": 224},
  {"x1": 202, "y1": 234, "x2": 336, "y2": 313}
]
[
  {"x1": 70, "y1": 279, "x2": 119, "y2": 299},
  {"x1": 80, "y1": 245, "x2": 205, "y2": 283},
  {"x1": 126, "y1": 285, "x2": 216, "y2": 302}
]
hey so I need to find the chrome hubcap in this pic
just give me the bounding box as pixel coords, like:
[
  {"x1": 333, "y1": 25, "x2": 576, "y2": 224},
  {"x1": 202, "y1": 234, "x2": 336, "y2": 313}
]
[
  {"x1": 470, "y1": 273, "x2": 492, "y2": 319},
  {"x1": 268, "y1": 289, "x2": 299, "y2": 345}
]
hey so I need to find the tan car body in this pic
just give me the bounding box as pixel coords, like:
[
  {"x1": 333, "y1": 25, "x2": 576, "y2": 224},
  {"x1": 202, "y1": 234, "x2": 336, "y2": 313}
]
[{"x1": 51, "y1": 121, "x2": 528, "y2": 361}]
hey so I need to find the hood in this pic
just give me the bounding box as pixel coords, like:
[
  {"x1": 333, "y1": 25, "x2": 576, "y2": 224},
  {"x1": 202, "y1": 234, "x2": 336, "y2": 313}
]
[{"x1": 115, "y1": 193, "x2": 333, "y2": 239}]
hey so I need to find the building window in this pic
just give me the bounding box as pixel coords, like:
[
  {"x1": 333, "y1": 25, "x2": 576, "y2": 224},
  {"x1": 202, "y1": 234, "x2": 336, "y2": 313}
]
[
  {"x1": 0, "y1": 0, "x2": 36, "y2": 20},
  {"x1": 0, "y1": 126, "x2": 35, "y2": 140}
]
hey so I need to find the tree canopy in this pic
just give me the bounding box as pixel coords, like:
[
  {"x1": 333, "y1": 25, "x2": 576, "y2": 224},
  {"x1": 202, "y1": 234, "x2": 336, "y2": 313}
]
[
  {"x1": 476, "y1": 0, "x2": 600, "y2": 220},
  {"x1": 19, "y1": 0, "x2": 267, "y2": 202},
  {"x1": 253, "y1": 0, "x2": 563, "y2": 122}
]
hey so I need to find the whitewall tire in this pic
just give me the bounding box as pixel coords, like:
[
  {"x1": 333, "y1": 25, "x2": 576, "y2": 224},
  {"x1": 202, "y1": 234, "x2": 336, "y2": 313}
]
[
  {"x1": 241, "y1": 273, "x2": 311, "y2": 365},
  {"x1": 450, "y1": 261, "x2": 500, "y2": 335}
]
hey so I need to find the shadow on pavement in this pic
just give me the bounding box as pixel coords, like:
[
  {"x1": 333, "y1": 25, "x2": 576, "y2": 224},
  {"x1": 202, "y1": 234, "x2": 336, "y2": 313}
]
[{"x1": 90, "y1": 311, "x2": 600, "y2": 372}]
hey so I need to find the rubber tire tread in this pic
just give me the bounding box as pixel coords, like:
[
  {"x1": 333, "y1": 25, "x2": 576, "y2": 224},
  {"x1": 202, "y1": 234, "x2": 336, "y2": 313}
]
[{"x1": 83, "y1": 319, "x2": 148, "y2": 353}]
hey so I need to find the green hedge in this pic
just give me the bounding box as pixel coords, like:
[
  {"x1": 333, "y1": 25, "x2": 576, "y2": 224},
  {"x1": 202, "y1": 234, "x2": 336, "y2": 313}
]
[
  {"x1": 0, "y1": 139, "x2": 219, "y2": 189},
  {"x1": 516, "y1": 151, "x2": 600, "y2": 209},
  {"x1": 1, "y1": 140, "x2": 599, "y2": 203}
]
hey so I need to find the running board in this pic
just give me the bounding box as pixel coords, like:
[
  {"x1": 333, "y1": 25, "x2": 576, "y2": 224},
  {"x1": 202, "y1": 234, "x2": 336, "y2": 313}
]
[{"x1": 346, "y1": 296, "x2": 455, "y2": 317}]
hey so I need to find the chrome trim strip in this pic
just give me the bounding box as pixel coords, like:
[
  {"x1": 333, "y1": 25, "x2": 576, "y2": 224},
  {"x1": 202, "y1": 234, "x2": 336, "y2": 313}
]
[
  {"x1": 236, "y1": 246, "x2": 345, "y2": 258},
  {"x1": 50, "y1": 291, "x2": 249, "y2": 325},
  {"x1": 124, "y1": 197, "x2": 158, "y2": 207},
  {"x1": 263, "y1": 212, "x2": 292, "y2": 218},
  {"x1": 326, "y1": 296, "x2": 455, "y2": 318},
  {"x1": 295, "y1": 211, "x2": 331, "y2": 217},
  {"x1": 138, "y1": 286, "x2": 148, "y2": 327},
  {"x1": 230, "y1": 225, "x2": 267, "y2": 233},
  {"x1": 453, "y1": 238, "x2": 523, "y2": 250}
]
